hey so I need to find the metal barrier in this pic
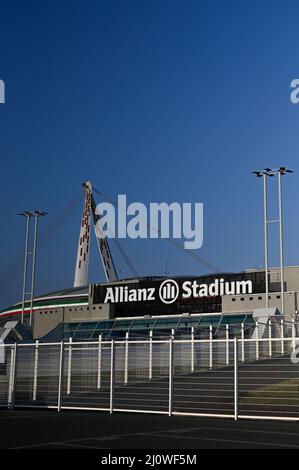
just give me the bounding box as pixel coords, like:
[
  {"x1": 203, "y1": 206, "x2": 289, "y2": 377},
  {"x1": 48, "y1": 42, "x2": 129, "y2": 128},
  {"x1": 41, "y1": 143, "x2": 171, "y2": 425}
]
[
  {"x1": 172, "y1": 339, "x2": 235, "y2": 418},
  {"x1": 239, "y1": 338, "x2": 299, "y2": 421},
  {"x1": 1, "y1": 334, "x2": 299, "y2": 421}
]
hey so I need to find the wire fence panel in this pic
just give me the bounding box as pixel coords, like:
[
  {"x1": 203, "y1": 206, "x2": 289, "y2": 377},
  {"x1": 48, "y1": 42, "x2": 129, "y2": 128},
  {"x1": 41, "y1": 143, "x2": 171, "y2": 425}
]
[
  {"x1": 239, "y1": 339, "x2": 299, "y2": 419},
  {"x1": 0, "y1": 345, "x2": 13, "y2": 407},
  {"x1": 3, "y1": 332, "x2": 299, "y2": 421},
  {"x1": 14, "y1": 344, "x2": 60, "y2": 408},
  {"x1": 62, "y1": 342, "x2": 111, "y2": 411},
  {"x1": 35, "y1": 344, "x2": 61, "y2": 407},
  {"x1": 14, "y1": 345, "x2": 36, "y2": 406},
  {"x1": 173, "y1": 340, "x2": 235, "y2": 417},
  {"x1": 114, "y1": 340, "x2": 170, "y2": 414}
]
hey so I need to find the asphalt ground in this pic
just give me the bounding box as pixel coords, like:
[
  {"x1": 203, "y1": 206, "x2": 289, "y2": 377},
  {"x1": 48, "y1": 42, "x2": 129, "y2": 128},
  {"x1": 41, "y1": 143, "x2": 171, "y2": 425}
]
[{"x1": 1, "y1": 409, "x2": 299, "y2": 449}]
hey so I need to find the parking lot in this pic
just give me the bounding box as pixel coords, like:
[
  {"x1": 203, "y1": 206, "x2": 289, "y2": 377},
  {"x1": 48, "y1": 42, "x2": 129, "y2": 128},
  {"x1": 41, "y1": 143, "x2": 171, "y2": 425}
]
[{"x1": 1, "y1": 410, "x2": 299, "y2": 449}]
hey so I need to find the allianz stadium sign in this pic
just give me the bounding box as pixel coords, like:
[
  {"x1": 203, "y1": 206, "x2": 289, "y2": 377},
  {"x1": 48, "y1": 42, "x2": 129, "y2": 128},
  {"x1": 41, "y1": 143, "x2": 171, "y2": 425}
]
[{"x1": 104, "y1": 278, "x2": 253, "y2": 305}]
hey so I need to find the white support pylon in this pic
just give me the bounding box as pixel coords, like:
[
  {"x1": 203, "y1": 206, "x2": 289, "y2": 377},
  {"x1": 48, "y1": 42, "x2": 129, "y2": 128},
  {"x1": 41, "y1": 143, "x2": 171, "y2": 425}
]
[
  {"x1": 74, "y1": 181, "x2": 118, "y2": 287},
  {"x1": 90, "y1": 193, "x2": 118, "y2": 283},
  {"x1": 73, "y1": 182, "x2": 92, "y2": 288}
]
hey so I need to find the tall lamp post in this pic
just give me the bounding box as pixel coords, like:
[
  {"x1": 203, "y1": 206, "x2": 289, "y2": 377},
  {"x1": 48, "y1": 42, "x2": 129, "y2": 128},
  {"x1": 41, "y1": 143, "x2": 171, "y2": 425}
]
[
  {"x1": 19, "y1": 210, "x2": 47, "y2": 326},
  {"x1": 252, "y1": 170, "x2": 274, "y2": 309},
  {"x1": 277, "y1": 168, "x2": 293, "y2": 316},
  {"x1": 29, "y1": 211, "x2": 48, "y2": 327},
  {"x1": 253, "y1": 167, "x2": 293, "y2": 316},
  {"x1": 19, "y1": 211, "x2": 34, "y2": 324}
]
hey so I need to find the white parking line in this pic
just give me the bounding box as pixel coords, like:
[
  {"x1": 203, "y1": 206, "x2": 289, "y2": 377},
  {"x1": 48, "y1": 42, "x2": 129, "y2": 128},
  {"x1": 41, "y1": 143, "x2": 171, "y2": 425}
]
[
  {"x1": 154, "y1": 425, "x2": 299, "y2": 439},
  {"x1": 9, "y1": 419, "x2": 299, "y2": 449},
  {"x1": 11, "y1": 427, "x2": 204, "y2": 449},
  {"x1": 143, "y1": 433, "x2": 299, "y2": 449},
  {"x1": 51, "y1": 442, "x2": 107, "y2": 449}
]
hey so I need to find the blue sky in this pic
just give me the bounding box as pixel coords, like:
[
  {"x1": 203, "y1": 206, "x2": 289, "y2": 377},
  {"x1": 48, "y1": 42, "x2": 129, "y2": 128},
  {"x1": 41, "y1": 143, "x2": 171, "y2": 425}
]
[{"x1": 1, "y1": 0, "x2": 299, "y2": 308}]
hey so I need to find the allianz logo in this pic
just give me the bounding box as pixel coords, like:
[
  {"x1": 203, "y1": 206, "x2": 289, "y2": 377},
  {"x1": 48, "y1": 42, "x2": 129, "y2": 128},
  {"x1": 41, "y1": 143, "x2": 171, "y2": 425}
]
[{"x1": 104, "y1": 278, "x2": 253, "y2": 305}]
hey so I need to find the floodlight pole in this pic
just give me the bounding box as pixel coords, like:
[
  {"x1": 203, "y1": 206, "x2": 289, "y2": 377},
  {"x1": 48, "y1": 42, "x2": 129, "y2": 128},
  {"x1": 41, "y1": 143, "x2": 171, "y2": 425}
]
[
  {"x1": 278, "y1": 171, "x2": 285, "y2": 316},
  {"x1": 29, "y1": 211, "x2": 47, "y2": 327},
  {"x1": 29, "y1": 214, "x2": 39, "y2": 327},
  {"x1": 253, "y1": 170, "x2": 270, "y2": 309},
  {"x1": 20, "y1": 212, "x2": 32, "y2": 324},
  {"x1": 254, "y1": 167, "x2": 293, "y2": 317},
  {"x1": 263, "y1": 174, "x2": 269, "y2": 309}
]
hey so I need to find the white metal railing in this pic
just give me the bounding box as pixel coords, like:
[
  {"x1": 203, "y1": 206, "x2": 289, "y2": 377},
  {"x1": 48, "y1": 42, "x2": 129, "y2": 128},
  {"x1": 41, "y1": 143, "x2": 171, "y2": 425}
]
[{"x1": 0, "y1": 332, "x2": 299, "y2": 421}]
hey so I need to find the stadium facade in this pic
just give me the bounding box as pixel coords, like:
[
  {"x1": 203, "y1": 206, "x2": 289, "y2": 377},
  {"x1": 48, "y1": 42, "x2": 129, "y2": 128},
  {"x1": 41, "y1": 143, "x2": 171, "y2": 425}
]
[{"x1": 1, "y1": 182, "x2": 298, "y2": 342}]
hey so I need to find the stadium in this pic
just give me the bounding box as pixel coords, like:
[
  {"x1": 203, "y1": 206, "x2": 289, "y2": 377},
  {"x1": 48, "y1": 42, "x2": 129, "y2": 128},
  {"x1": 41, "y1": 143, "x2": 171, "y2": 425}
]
[
  {"x1": 1, "y1": 181, "x2": 299, "y2": 344},
  {"x1": 1, "y1": 178, "x2": 299, "y2": 427}
]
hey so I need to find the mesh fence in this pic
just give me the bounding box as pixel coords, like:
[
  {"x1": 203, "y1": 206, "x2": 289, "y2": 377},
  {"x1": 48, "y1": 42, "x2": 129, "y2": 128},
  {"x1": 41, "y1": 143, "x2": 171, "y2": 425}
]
[
  {"x1": 0, "y1": 345, "x2": 13, "y2": 407},
  {"x1": 14, "y1": 343, "x2": 60, "y2": 408},
  {"x1": 239, "y1": 339, "x2": 299, "y2": 419},
  {"x1": 62, "y1": 341, "x2": 111, "y2": 410},
  {"x1": 173, "y1": 340, "x2": 235, "y2": 417},
  {"x1": 114, "y1": 340, "x2": 170, "y2": 414},
  {"x1": 1, "y1": 333, "x2": 299, "y2": 421}
]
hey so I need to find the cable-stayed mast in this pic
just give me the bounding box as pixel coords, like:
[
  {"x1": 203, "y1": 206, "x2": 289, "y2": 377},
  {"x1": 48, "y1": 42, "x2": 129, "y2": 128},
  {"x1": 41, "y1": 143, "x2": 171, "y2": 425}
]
[
  {"x1": 73, "y1": 181, "x2": 118, "y2": 287},
  {"x1": 90, "y1": 193, "x2": 118, "y2": 283},
  {"x1": 73, "y1": 182, "x2": 92, "y2": 287}
]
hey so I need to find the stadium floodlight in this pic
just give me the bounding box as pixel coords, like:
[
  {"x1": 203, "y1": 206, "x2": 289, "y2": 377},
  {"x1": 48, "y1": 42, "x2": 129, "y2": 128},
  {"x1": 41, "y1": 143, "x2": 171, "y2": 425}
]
[
  {"x1": 252, "y1": 170, "x2": 270, "y2": 308},
  {"x1": 253, "y1": 167, "x2": 294, "y2": 316},
  {"x1": 33, "y1": 210, "x2": 48, "y2": 217},
  {"x1": 264, "y1": 168, "x2": 275, "y2": 176},
  {"x1": 19, "y1": 211, "x2": 34, "y2": 217},
  {"x1": 19, "y1": 210, "x2": 48, "y2": 325},
  {"x1": 268, "y1": 167, "x2": 293, "y2": 316},
  {"x1": 19, "y1": 211, "x2": 35, "y2": 324},
  {"x1": 28, "y1": 210, "x2": 48, "y2": 326},
  {"x1": 276, "y1": 168, "x2": 293, "y2": 316},
  {"x1": 279, "y1": 167, "x2": 294, "y2": 175},
  {"x1": 252, "y1": 171, "x2": 263, "y2": 177}
]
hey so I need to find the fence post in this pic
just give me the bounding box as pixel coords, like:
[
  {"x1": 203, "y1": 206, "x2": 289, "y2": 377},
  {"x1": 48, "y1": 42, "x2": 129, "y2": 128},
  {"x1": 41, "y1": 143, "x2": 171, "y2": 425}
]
[
  {"x1": 67, "y1": 338, "x2": 72, "y2": 395},
  {"x1": 241, "y1": 323, "x2": 245, "y2": 363},
  {"x1": 32, "y1": 340, "x2": 39, "y2": 401},
  {"x1": 280, "y1": 318, "x2": 284, "y2": 356},
  {"x1": 209, "y1": 325, "x2": 213, "y2": 370},
  {"x1": 191, "y1": 327, "x2": 195, "y2": 373},
  {"x1": 8, "y1": 344, "x2": 17, "y2": 409},
  {"x1": 268, "y1": 319, "x2": 272, "y2": 358},
  {"x1": 57, "y1": 341, "x2": 64, "y2": 412},
  {"x1": 292, "y1": 319, "x2": 296, "y2": 353},
  {"x1": 226, "y1": 324, "x2": 229, "y2": 366},
  {"x1": 234, "y1": 338, "x2": 239, "y2": 421},
  {"x1": 110, "y1": 340, "x2": 115, "y2": 414},
  {"x1": 168, "y1": 337, "x2": 174, "y2": 417},
  {"x1": 149, "y1": 330, "x2": 153, "y2": 381},
  {"x1": 124, "y1": 332, "x2": 129, "y2": 385},
  {"x1": 255, "y1": 321, "x2": 259, "y2": 361},
  {"x1": 97, "y1": 335, "x2": 102, "y2": 389}
]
